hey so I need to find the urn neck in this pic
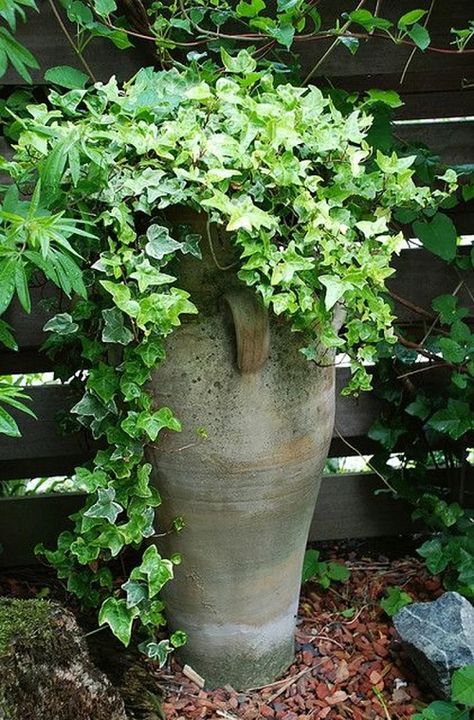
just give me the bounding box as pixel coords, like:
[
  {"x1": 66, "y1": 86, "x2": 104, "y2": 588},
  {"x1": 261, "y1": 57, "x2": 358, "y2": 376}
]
[{"x1": 165, "y1": 206, "x2": 241, "y2": 312}]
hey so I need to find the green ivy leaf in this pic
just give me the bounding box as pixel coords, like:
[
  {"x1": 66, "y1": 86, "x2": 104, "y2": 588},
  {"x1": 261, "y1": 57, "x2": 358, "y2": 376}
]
[
  {"x1": 407, "y1": 23, "x2": 430, "y2": 51},
  {"x1": 135, "y1": 545, "x2": 174, "y2": 598},
  {"x1": 170, "y1": 630, "x2": 187, "y2": 648},
  {"x1": 220, "y1": 48, "x2": 257, "y2": 74},
  {"x1": 236, "y1": 0, "x2": 265, "y2": 18},
  {"x1": 432, "y1": 295, "x2": 469, "y2": 325},
  {"x1": 43, "y1": 313, "x2": 79, "y2": 335},
  {"x1": 84, "y1": 487, "x2": 123, "y2": 524},
  {"x1": 427, "y1": 399, "x2": 474, "y2": 440},
  {"x1": 438, "y1": 338, "x2": 466, "y2": 364},
  {"x1": 99, "y1": 597, "x2": 138, "y2": 646},
  {"x1": 412, "y1": 213, "x2": 458, "y2": 261},
  {"x1": 302, "y1": 548, "x2": 321, "y2": 583},
  {"x1": 366, "y1": 89, "x2": 403, "y2": 108},
  {"x1": 327, "y1": 562, "x2": 350, "y2": 582},
  {"x1": 88, "y1": 363, "x2": 119, "y2": 403},
  {"x1": 412, "y1": 700, "x2": 468, "y2": 720},
  {"x1": 398, "y1": 9, "x2": 427, "y2": 28},
  {"x1": 380, "y1": 586, "x2": 413, "y2": 617},
  {"x1": 451, "y1": 665, "x2": 474, "y2": 706},
  {"x1": 319, "y1": 275, "x2": 352, "y2": 311},
  {"x1": 417, "y1": 538, "x2": 450, "y2": 574},
  {"x1": 44, "y1": 65, "x2": 89, "y2": 89},
  {"x1": 405, "y1": 396, "x2": 431, "y2": 420},
  {"x1": 92, "y1": 0, "x2": 117, "y2": 16},
  {"x1": 101, "y1": 307, "x2": 134, "y2": 345},
  {"x1": 138, "y1": 639, "x2": 171, "y2": 665},
  {"x1": 145, "y1": 225, "x2": 182, "y2": 260},
  {"x1": 122, "y1": 579, "x2": 148, "y2": 608}
]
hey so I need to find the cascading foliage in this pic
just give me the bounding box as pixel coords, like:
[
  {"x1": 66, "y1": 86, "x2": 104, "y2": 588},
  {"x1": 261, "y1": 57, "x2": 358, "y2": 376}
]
[{"x1": 0, "y1": 55, "x2": 457, "y2": 656}]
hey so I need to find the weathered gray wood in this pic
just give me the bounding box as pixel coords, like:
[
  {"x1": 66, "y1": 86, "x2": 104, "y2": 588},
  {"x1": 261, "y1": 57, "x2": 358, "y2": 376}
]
[
  {"x1": 387, "y1": 246, "x2": 474, "y2": 324},
  {"x1": 0, "y1": 469, "x2": 438, "y2": 565},
  {"x1": 395, "y1": 121, "x2": 474, "y2": 167},
  {"x1": 1, "y1": 248, "x2": 472, "y2": 373},
  {"x1": 8, "y1": 0, "x2": 473, "y2": 90},
  {"x1": 310, "y1": 473, "x2": 416, "y2": 541},
  {"x1": 0, "y1": 385, "x2": 95, "y2": 481},
  {"x1": 0, "y1": 493, "x2": 83, "y2": 567},
  {"x1": 0, "y1": 366, "x2": 454, "y2": 479},
  {"x1": 395, "y1": 91, "x2": 474, "y2": 121}
]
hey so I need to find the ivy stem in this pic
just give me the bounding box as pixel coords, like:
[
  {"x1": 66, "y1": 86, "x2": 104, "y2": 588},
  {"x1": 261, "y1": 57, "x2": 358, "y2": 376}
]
[
  {"x1": 47, "y1": 0, "x2": 98, "y2": 82},
  {"x1": 399, "y1": 0, "x2": 436, "y2": 84},
  {"x1": 419, "y1": 279, "x2": 463, "y2": 346},
  {"x1": 206, "y1": 219, "x2": 239, "y2": 272},
  {"x1": 387, "y1": 289, "x2": 435, "y2": 320},
  {"x1": 302, "y1": 0, "x2": 367, "y2": 85},
  {"x1": 333, "y1": 425, "x2": 398, "y2": 495}
]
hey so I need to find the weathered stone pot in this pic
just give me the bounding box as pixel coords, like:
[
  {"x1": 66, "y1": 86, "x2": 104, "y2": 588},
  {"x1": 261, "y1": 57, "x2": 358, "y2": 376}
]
[{"x1": 147, "y1": 212, "x2": 335, "y2": 689}]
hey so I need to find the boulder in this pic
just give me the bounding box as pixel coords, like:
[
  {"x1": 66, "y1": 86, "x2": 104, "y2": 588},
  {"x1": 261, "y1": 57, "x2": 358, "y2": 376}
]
[
  {"x1": 393, "y1": 591, "x2": 474, "y2": 698},
  {"x1": 0, "y1": 597, "x2": 128, "y2": 720}
]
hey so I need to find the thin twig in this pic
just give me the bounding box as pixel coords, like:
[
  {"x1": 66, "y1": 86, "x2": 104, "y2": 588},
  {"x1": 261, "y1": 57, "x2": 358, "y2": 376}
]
[
  {"x1": 305, "y1": 634, "x2": 345, "y2": 649},
  {"x1": 420, "y1": 279, "x2": 463, "y2": 346},
  {"x1": 267, "y1": 666, "x2": 315, "y2": 703},
  {"x1": 400, "y1": 0, "x2": 436, "y2": 84},
  {"x1": 396, "y1": 361, "x2": 451, "y2": 380},
  {"x1": 47, "y1": 0, "x2": 97, "y2": 82},
  {"x1": 206, "y1": 219, "x2": 239, "y2": 272},
  {"x1": 388, "y1": 289, "x2": 435, "y2": 320},
  {"x1": 333, "y1": 426, "x2": 398, "y2": 494},
  {"x1": 302, "y1": 0, "x2": 367, "y2": 85}
]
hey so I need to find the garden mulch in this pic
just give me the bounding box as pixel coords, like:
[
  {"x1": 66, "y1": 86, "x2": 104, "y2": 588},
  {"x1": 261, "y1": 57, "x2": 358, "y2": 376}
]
[
  {"x1": 151, "y1": 550, "x2": 441, "y2": 720},
  {"x1": 0, "y1": 546, "x2": 442, "y2": 720}
]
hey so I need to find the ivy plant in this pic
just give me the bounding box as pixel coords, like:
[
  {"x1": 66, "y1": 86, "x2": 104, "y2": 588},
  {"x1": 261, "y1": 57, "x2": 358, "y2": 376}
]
[
  {"x1": 1, "y1": 1, "x2": 473, "y2": 86},
  {"x1": 0, "y1": 61, "x2": 458, "y2": 655},
  {"x1": 413, "y1": 665, "x2": 474, "y2": 720}
]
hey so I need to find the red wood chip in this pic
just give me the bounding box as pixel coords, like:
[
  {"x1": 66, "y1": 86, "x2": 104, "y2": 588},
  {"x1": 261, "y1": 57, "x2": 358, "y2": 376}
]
[{"x1": 325, "y1": 690, "x2": 349, "y2": 705}]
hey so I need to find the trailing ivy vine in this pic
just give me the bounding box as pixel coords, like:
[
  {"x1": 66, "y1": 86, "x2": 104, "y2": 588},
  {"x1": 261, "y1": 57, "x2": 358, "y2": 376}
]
[{"x1": 0, "y1": 59, "x2": 459, "y2": 653}]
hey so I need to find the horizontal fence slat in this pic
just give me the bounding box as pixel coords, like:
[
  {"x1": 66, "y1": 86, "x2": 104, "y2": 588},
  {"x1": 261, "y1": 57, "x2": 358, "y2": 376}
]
[
  {"x1": 7, "y1": 0, "x2": 472, "y2": 94},
  {"x1": 396, "y1": 121, "x2": 474, "y2": 167},
  {"x1": 0, "y1": 386, "x2": 94, "y2": 481},
  {"x1": 0, "y1": 367, "x2": 453, "y2": 479},
  {"x1": 1, "y1": 248, "x2": 472, "y2": 374},
  {"x1": 310, "y1": 473, "x2": 415, "y2": 541},
  {"x1": 0, "y1": 374, "x2": 375, "y2": 480},
  {"x1": 1, "y1": 468, "x2": 448, "y2": 566},
  {"x1": 0, "y1": 493, "x2": 83, "y2": 567}
]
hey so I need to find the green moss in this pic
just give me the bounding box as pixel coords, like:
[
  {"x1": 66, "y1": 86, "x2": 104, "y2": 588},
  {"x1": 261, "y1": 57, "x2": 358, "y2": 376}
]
[{"x1": 0, "y1": 598, "x2": 54, "y2": 656}]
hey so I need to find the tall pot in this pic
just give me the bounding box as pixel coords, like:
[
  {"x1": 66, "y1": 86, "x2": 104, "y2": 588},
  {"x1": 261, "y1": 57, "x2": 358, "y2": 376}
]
[{"x1": 147, "y1": 212, "x2": 335, "y2": 689}]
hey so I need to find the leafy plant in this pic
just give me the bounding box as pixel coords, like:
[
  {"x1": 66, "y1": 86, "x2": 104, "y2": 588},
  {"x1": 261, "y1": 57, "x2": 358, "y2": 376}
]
[
  {"x1": 0, "y1": 379, "x2": 35, "y2": 437},
  {"x1": 412, "y1": 665, "x2": 474, "y2": 719},
  {"x1": 380, "y1": 586, "x2": 413, "y2": 617},
  {"x1": 302, "y1": 549, "x2": 350, "y2": 588},
  {"x1": 0, "y1": 63, "x2": 458, "y2": 657}
]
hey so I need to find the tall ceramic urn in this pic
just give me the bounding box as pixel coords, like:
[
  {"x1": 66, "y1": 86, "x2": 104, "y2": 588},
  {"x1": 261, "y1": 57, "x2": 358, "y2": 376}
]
[{"x1": 148, "y1": 211, "x2": 335, "y2": 689}]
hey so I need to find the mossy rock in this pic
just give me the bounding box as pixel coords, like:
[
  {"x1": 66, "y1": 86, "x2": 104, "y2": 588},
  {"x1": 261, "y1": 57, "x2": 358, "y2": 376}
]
[{"x1": 0, "y1": 598, "x2": 128, "y2": 720}]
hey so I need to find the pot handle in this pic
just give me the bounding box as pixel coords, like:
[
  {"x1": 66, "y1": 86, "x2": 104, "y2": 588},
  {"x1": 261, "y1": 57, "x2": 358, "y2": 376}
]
[{"x1": 223, "y1": 289, "x2": 270, "y2": 374}]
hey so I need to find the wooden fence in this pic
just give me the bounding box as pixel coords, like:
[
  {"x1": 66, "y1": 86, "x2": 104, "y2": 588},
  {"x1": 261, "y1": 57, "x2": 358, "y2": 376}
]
[{"x1": 0, "y1": 0, "x2": 473, "y2": 565}]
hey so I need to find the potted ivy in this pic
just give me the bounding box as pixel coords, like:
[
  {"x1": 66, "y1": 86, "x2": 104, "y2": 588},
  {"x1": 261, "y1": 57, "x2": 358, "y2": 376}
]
[{"x1": 0, "y1": 52, "x2": 456, "y2": 687}]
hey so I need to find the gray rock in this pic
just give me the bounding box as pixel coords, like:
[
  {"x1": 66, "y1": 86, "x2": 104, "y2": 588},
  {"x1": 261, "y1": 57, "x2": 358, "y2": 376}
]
[
  {"x1": 0, "y1": 598, "x2": 128, "y2": 720},
  {"x1": 393, "y1": 591, "x2": 474, "y2": 698}
]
